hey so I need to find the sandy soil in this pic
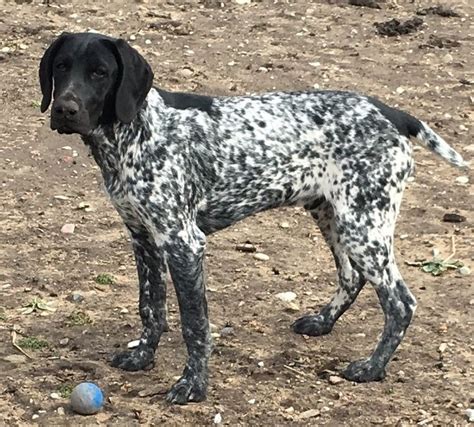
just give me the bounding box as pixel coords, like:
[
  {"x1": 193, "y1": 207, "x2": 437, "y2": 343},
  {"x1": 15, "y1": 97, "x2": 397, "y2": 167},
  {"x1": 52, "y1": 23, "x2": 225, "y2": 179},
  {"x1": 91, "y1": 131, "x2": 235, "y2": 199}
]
[{"x1": 0, "y1": 0, "x2": 472, "y2": 425}]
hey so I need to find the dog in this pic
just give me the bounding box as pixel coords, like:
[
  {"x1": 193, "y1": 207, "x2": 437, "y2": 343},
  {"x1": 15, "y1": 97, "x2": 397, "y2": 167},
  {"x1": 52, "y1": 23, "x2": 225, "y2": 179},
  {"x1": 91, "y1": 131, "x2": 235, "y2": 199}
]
[{"x1": 39, "y1": 32, "x2": 467, "y2": 404}]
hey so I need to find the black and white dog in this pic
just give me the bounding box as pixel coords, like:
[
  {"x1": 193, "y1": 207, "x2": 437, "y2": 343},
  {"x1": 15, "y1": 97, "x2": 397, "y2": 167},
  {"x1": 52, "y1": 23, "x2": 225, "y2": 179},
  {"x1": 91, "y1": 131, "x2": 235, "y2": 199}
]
[{"x1": 39, "y1": 32, "x2": 467, "y2": 404}]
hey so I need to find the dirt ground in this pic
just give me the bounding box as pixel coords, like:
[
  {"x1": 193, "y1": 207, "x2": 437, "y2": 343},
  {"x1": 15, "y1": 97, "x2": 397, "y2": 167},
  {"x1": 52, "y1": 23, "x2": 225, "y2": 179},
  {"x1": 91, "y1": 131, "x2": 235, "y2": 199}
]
[{"x1": 0, "y1": 0, "x2": 472, "y2": 425}]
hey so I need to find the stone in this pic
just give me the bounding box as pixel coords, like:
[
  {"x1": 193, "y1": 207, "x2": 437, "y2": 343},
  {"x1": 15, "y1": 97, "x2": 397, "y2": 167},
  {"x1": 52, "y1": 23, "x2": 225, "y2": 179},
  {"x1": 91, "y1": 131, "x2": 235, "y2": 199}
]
[
  {"x1": 61, "y1": 223, "x2": 75, "y2": 234},
  {"x1": 328, "y1": 375, "x2": 343, "y2": 385},
  {"x1": 276, "y1": 291, "x2": 297, "y2": 302},
  {"x1": 254, "y1": 253, "x2": 269, "y2": 261},
  {"x1": 455, "y1": 176, "x2": 469, "y2": 184}
]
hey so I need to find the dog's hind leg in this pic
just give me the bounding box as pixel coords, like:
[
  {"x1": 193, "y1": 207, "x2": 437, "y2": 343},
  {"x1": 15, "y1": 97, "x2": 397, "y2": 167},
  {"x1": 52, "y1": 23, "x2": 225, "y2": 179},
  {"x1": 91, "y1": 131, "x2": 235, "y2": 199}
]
[
  {"x1": 292, "y1": 198, "x2": 366, "y2": 337},
  {"x1": 333, "y1": 203, "x2": 416, "y2": 381}
]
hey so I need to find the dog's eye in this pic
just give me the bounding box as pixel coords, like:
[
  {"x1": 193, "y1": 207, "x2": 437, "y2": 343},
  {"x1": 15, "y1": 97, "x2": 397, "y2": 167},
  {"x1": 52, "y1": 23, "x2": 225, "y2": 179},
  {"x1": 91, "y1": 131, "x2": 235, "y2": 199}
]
[
  {"x1": 55, "y1": 63, "x2": 68, "y2": 72},
  {"x1": 91, "y1": 68, "x2": 107, "y2": 79}
]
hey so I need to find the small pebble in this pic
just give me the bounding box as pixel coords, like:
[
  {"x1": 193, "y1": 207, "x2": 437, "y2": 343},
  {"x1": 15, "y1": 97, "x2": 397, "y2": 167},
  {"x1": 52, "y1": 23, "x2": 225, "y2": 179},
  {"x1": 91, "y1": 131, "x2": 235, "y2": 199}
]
[
  {"x1": 220, "y1": 326, "x2": 235, "y2": 337},
  {"x1": 459, "y1": 266, "x2": 471, "y2": 276},
  {"x1": 283, "y1": 302, "x2": 300, "y2": 313},
  {"x1": 455, "y1": 176, "x2": 469, "y2": 184},
  {"x1": 432, "y1": 248, "x2": 440, "y2": 257},
  {"x1": 276, "y1": 291, "x2": 297, "y2": 302},
  {"x1": 120, "y1": 308, "x2": 129, "y2": 314},
  {"x1": 442, "y1": 53, "x2": 454, "y2": 63},
  {"x1": 328, "y1": 375, "x2": 343, "y2": 385},
  {"x1": 254, "y1": 253, "x2": 269, "y2": 261},
  {"x1": 257, "y1": 361, "x2": 264, "y2": 367},
  {"x1": 59, "y1": 338, "x2": 69, "y2": 346},
  {"x1": 465, "y1": 408, "x2": 474, "y2": 422},
  {"x1": 57, "y1": 407, "x2": 65, "y2": 416},
  {"x1": 442, "y1": 213, "x2": 466, "y2": 223},
  {"x1": 236, "y1": 243, "x2": 256, "y2": 253},
  {"x1": 127, "y1": 339, "x2": 140, "y2": 349},
  {"x1": 32, "y1": 414, "x2": 39, "y2": 420},
  {"x1": 61, "y1": 223, "x2": 75, "y2": 234},
  {"x1": 213, "y1": 413, "x2": 222, "y2": 424},
  {"x1": 68, "y1": 293, "x2": 84, "y2": 303},
  {"x1": 50, "y1": 392, "x2": 60, "y2": 400},
  {"x1": 438, "y1": 342, "x2": 448, "y2": 353},
  {"x1": 279, "y1": 221, "x2": 290, "y2": 229},
  {"x1": 248, "y1": 398, "x2": 256, "y2": 404},
  {"x1": 400, "y1": 234, "x2": 409, "y2": 240}
]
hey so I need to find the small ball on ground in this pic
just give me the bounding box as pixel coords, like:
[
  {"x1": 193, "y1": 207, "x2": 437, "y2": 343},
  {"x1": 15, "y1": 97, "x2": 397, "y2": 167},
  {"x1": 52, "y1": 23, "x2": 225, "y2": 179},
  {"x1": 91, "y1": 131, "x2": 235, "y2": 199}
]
[{"x1": 70, "y1": 382, "x2": 104, "y2": 415}]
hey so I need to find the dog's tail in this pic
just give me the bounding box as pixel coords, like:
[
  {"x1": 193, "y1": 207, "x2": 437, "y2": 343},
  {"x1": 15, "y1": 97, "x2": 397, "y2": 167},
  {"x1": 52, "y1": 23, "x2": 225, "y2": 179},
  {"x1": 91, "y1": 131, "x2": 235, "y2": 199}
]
[
  {"x1": 368, "y1": 97, "x2": 468, "y2": 168},
  {"x1": 414, "y1": 120, "x2": 469, "y2": 168}
]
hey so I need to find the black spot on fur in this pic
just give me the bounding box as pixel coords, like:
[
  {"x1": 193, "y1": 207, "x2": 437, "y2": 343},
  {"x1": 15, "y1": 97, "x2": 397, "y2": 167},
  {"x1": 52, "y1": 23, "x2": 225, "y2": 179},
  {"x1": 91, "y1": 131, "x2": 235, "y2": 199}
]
[
  {"x1": 368, "y1": 96, "x2": 422, "y2": 138},
  {"x1": 313, "y1": 114, "x2": 324, "y2": 125},
  {"x1": 157, "y1": 89, "x2": 214, "y2": 114}
]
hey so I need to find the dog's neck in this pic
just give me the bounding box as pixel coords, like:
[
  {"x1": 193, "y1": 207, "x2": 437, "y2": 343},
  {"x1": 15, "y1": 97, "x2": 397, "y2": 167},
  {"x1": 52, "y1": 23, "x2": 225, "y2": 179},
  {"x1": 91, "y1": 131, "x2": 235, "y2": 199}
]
[{"x1": 81, "y1": 88, "x2": 165, "y2": 166}]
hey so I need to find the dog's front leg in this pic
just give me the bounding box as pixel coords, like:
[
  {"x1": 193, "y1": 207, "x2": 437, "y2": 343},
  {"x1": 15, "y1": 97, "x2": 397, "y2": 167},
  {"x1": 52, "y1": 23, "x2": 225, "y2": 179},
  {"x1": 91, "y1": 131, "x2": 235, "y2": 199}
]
[
  {"x1": 165, "y1": 225, "x2": 211, "y2": 404},
  {"x1": 111, "y1": 226, "x2": 168, "y2": 371}
]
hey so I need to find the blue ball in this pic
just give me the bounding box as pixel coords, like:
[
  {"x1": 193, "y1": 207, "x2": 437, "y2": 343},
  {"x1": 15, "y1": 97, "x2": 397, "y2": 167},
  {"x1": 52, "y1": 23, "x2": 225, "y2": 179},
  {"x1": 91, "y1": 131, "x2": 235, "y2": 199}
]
[{"x1": 70, "y1": 382, "x2": 104, "y2": 415}]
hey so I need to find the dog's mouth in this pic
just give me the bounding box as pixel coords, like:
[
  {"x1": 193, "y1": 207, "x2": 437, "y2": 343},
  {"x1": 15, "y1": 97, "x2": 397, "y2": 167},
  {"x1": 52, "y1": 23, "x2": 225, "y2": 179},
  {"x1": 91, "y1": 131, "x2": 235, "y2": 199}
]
[{"x1": 51, "y1": 119, "x2": 91, "y2": 136}]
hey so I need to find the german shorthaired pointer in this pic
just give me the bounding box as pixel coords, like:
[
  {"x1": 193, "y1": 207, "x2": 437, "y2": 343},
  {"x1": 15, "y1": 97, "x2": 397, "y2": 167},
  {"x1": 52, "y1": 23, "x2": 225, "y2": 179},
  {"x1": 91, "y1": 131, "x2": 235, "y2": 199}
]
[{"x1": 39, "y1": 32, "x2": 468, "y2": 404}]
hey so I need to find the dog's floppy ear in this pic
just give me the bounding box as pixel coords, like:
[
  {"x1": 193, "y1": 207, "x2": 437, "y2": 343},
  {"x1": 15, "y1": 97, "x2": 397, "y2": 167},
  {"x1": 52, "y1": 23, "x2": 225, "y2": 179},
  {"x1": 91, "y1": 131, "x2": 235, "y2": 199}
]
[
  {"x1": 39, "y1": 32, "x2": 70, "y2": 113},
  {"x1": 106, "y1": 39, "x2": 154, "y2": 124}
]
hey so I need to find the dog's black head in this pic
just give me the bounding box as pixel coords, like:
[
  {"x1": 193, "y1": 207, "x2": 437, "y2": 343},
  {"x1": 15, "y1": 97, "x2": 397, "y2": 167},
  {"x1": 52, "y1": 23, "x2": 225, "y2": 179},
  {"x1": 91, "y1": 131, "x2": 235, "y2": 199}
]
[{"x1": 39, "y1": 32, "x2": 154, "y2": 135}]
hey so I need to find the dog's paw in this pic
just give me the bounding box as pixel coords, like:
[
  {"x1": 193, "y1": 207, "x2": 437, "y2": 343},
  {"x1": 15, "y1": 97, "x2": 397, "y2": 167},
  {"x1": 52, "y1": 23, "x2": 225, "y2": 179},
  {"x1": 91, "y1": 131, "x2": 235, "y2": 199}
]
[
  {"x1": 292, "y1": 314, "x2": 333, "y2": 337},
  {"x1": 342, "y1": 359, "x2": 386, "y2": 382},
  {"x1": 166, "y1": 374, "x2": 207, "y2": 405},
  {"x1": 110, "y1": 346, "x2": 155, "y2": 371}
]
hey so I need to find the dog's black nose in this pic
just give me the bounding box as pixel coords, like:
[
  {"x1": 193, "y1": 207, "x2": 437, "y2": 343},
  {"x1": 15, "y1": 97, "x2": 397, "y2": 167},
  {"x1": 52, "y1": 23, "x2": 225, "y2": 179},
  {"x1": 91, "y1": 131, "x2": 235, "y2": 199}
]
[{"x1": 53, "y1": 99, "x2": 80, "y2": 119}]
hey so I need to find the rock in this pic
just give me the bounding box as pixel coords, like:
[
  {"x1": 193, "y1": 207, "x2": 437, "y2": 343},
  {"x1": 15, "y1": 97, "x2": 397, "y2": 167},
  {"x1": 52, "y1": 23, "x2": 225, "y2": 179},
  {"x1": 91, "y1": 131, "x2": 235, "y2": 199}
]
[
  {"x1": 465, "y1": 408, "x2": 474, "y2": 422},
  {"x1": 443, "y1": 213, "x2": 466, "y2": 223},
  {"x1": 2, "y1": 354, "x2": 27, "y2": 364},
  {"x1": 220, "y1": 326, "x2": 235, "y2": 337},
  {"x1": 127, "y1": 339, "x2": 140, "y2": 349},
  {"x1": 57, "y1": 407, "x2": 65, "y2": 416},
  {"x1": 459, "y1": 266, "x2": 471, "y2": 276},
  {"x1": 32, "y1": 415, "x2": 39, "y2": 420},
  {"x1": 257, "y1": 361, "x2": 264, "y2": 367},
  {"x1": 59, "y1": 338, "x2": 69, "y2": 346},
  {"x1": 120, "y1": 308, "x2": 129, "y2": 314},
  {"x1": 328, "y1": 375, "x2": 344, "y2": 385},
  {"x1": 50, "y1": 393, "x2": 60, "y2": 400},
  {"x1": 399, "y1": 234, "x2": 409, "y2": 240},
  {"x1": 235, "y1": 243, "x2": 256, "y2": 253},
  {"x1": 298, "y1": 409, "x2": 320, "y2": 419},
  {"x1": 178, "y1": 68, "x2": 194, "y2": 78},
  {"x1": 235, "y1": 0, "x2": 251, "y2": 4},
  {"x1": 68, "y1": 293, "x2": 84, "y2": 303},
  {"x1": 432, "y1": 248, "x2": 440, "y2": 258},
  {"x1": 254, "y1": 253, "x2": 269, "y2": 261},
  {"x1": 279, "y1": 221, "x2": 290, "y2": 229},
  {"x1": 442, "y1": 53, "x2": 453, "y2": 63},
  {"x1": 61, "y1": 223, "x2": 75, "y2": 234},
  {"x1": 213, "y1": 413, "x2": 222, "y2": 424},
  {"x1": 283, "y1": 302, "x2": 300, "y2": 313},
  {"x1": 455, "y1": 176, "x2": 469, "y2": 184},
  {"x1": 276, "y1": 291, "x2": 297, "y2": 302},
  {"x1": 438, "y1": 343, "x2": 448, "y2": 353},
  {"x1": 248, "y1": 398, "x2": 256, "y2": 404},
  {"x1": 328, "y1": 375, "x2": 343, "y2": 385}
]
